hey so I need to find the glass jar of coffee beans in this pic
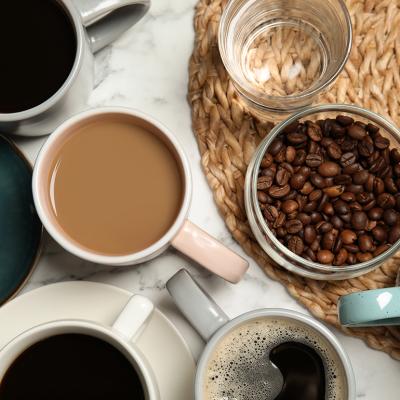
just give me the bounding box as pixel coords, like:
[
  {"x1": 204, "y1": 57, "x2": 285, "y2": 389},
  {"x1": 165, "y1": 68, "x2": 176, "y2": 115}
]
[{"x1": 245, "y1": 104, "x2": 400, "y2": 280}]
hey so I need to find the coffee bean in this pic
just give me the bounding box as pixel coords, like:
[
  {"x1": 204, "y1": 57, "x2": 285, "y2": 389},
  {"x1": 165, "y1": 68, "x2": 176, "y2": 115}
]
[
  {"x1": 280, "y1": 162, "x2": 295, "y2": 174},
  {"x1": 374, "y1": 135, "x2": 390, "y2": 149},
  {"x1": 273, "y1": 212, "x2": 286, "y2": 228},
  {"x1": 322, "y1": 230, "x2": 338, "y2": 251},
  {"x1": 300, "y1": 182, "x2": 314, "y2": 195},
  {"x1": 353, "y1": 170, "x2": 369, "y2": 185},
  {"x1": 303, "y1": 201, "x2": 318, "y2": 213},
  {"x1": 334, "y1": 199, "x2": 350, "y2": 215},
  {"x1": 310, "y1": 212, "x2": 323, "y2": 224},
  {"x1": 383, "y1": 209, "x2": 399, "y2": 226},
  {"x1": 298, "y1": 213, "x2": 311, "y2": 225},
  {"x1": 281, "y1": 200, "x2": 299, "y2": 214},
  {"x1": 309, "y1": 189, "x2": 322, "y2": 202},
  {"x1": 346, "y1": 253, "x2": 357, "y2": 264},
  {"x1": 305, "y1": 248, "x2": 317, "y2": 262},
  {"x1": 345, "y1": 184, "x2": 364, "y2": 194},
  {"x1": 349, "y1": 201, "x2": 363, "y2": 212},
  {"x1": 384, "y1": 176, "x2": 397, "y2": 193},
  {"x1": 261, "y1": 153, "x2": 273, "y2": 168},
  {"x1": 257, "y1": 191, "x2": 268, "y2": 203},
  {"x1": 377, "y1": 193, "x2": 395, "y2": 208},
  {"x1": 287, "y1": 132, "x2": 307, "y2": 144},
  {"x1": 351, "y1": 211, "x2": 368, "y2": 230},
  {"x1": 358, "y1": 140, "x2": 374, "y2": 157},
  {"x1": 285, "y1": 219, "x2": 303, "y2": 234},
  {"x1": 388, "y1": 225, "x2": 400, "y2": 244},
  {"x1": 368, "y1": 207, "x2": 383, "y2": 220},
  {"x1": 318, "y1": 161, "x2": 341, "y2": 177},
  {"x1": 369, "y1": 157, "x2": 386, "y2": 174},
  {"x1": 374, "y1": 244, "x2": 390, "y2": 257},
  {"x1": 348, "y1": 124, "x2": 366, "y2": 140},
  {"x1": 257, "y1": 175, "x2": 273, "y2": 190},
  {"x1": 334, "y1": 174, "x2": 352, "y2": 185},
  {"x1": 334, "y1": 248, "x2": 348, "y2": 265},
  {"x1": 310, "y1": 173, "x2": 326, "y2": 188},
  {"x1": 366, "y1": 123, "x2": 379, "y2": 135},
  {"x1": 293, "y1": 149, "x2": 307, "y2": 166},
  {"x1": 263, "y1": 205, "x2": 279, "y2": 222},
  {"x1": 358, "y1": 234, "x2": 373, "y2": 252},
  {"x1": 282, "y1": 121, "x2": 300, "y2": 134},
  {"x1": 356, "y1": 252, "x2": 373, "y2": 262},
  {"x1": 276, "y1": 168, "x2": 291, "y2": 186},
  {"x1": 304, "y1": 225, "x2": 317, "y2": 244},
  {"x1": 287, "y1": 235, "x2": 304, "y2": 255},
  {"x1": 307, "y1": 122, "x2": 323, "y2": 141},
  {"x1": 323, "y1": 185, "x2": 344, "y2": 197},
  {"x1": 327, "y1": 143, "x2": 342, "y2": 159},
  {"x1": 356, "y1": 192, "x2": 374, "y2": 204},
  {"x1": 269, "y1": 185, "x2": 290, "y2": 198},
  {"x1": 373, "y1": 177, "x2": 385, "y2": 194},
  {"x1": 336, "y1": 115, "x2": 354, "y2": 126},
  {"x1": 321, "y1": 202, "x2": 334, "y2": 216},
  {"x1": 269, "y1": 139, "x2": 284, "y2": 156},
  {"x1": 340, "y1": 152, "x2": 356, "y2": 167},
  {"x1": 341, "y1": 138, "x2": 355, "y2": 152},
  {"x1": 286, "y1": 146, "x2": 296, "y2": 163},
  {"x1": 331, "y1": 215, "x2": 344, "y2": 230},
  {"x1": 290, "y1": 174, "x2": 307, "y2": 190},
  {"x1": 317, "y1": 250, "x2": 334, "y2": 264},
  {"x1": 340, "y1": 192, "x2": 356, "y2": 202},
  {"x1": 342, "y1": 163, "x2": 362, "y2": 175},
  {"x1": 306, "y1": 154, "x2": 323, "y2": 168},
  {"x1": 340, "y1": 229, "x2": 357, "y2": 244},
  {"x1": 340, "y1": 213, "x2": 351, "y2": 223},
  {"x1": 372, "y1": 225, "x2": 387, "y2": 242},
  {"x1": 390, "y1": 149, "x2": 400, "y2": 163}
]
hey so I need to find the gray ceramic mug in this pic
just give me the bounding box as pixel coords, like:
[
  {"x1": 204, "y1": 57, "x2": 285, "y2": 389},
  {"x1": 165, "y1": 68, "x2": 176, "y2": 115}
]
[
  {"x1": 0, "y1": 0, "x2": 149, "y2": 137},
  {"x1": 167, "y1": 269, "x2": 356, "y2": 399}
]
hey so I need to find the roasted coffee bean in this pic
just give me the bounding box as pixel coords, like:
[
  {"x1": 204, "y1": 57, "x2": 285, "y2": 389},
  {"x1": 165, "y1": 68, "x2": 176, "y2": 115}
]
[
  {"x1": 336, "y1": 115, "x2": 354, "y2": 126},
  {"x1": 348, "y1": 124, "x2": 366, "y2": 140},
  {"x1": 334, "y1": 248, "x2": 348, "y2": 265},
  {"x1": 257, "y1": 191, "x2": 269, "y2": 203},
  {"x1": 307, "y1": 122, "x2": 323, "y2": 141},
  {"x1": 342, "y1": 163, "x2": 362, "y2": 175},
  {"x1": 374, "y1": 135, "x2": 390, "y2": 149},
  {"x1": 306, "y1": 154, "x2": 323, "y2": 168},
  {"x1": 356, "y1": 192, "x2": 374, "y2": 204},
  {"x1": 349, "y1": 202, "x2": 363, "y2": 212},
  {"x1": 310, "y1": 212, "x2": 323, "y2": 224},
  {"x1": 287, "y1": 235, "x2": 304, "y2": 255},
  {"x1": 305, "y1": 248, "x2": 317, "y2": 262},
  {"x1": 345, "y1": 184, "x2": 364, "y2": 194},
  {"x1": 269, "y1": 185, "x2": 291, "y2": 198},
  {"x1": 327, "y1": 143, "x2": 342, "y2": 159},
  {"x1": 303, "y1": 201, "x2": 318, "y2": 213},
  {"x1": 331, "y1": 123, "x2": 346, "y2": 137},
  {"x1": 290, "y1": 174, "x2": 307, "y2": 190},
  {"x1": 373, "y1": 177, "x2": 385, "y2": 194},
  {"x1": 340, "y1": 229, "x2": 357, "y2": 244},
  {"x1": 281, "y1": 199, "x2": 299, "y2": 214},
  {"x1": 318, "y1": 161, "x2": 341, "y2": 177},
  {"x1": 340, "y1": 213, "x2": 351, "y2": 223},
  {"x1": 298, "y1": 213, "x2": 311, "y2": 225},
  {"x1": 317, "y1": 250, "x2": 334, "y2": 264},
  {"x1": 383, "y1": 209, "x2": 399, "y2": 226},
  {"x1": 334, "y1": 174, "x2": 352, "y2": 185},
  {"x1": 261, "y1": 153, "x2": 273, "y2": 168},
  {"x1": 282, "y1": 121, "x2": 299, "y2": 134},
  {"x1": 321, "y1": 137, "x2": 334, "y2": 148},
  {"x1": 341, "y1": 192, "x2": 356, "y2": 202},
  {"x1": 344, "y1": 243, "x2": 359, "y2": 253},
  {"x1": 358, "y1": 140, "x2": 374, "y2": 157},
  {"x1": 374, "y1": 244, "x2": 390, "y2": 257},
  {"x1": 363, "y1": 199, "x2": 376, "y2": 211},
  {"x1": 276, "y1": 168, "x2": 291, "y2": 186},
  {"x1": 333, "y1": 236, "x2": 343, "y2": 254},
  {"x1": 318, "y1": 222, "x2": 333, "y2": 234},
  {"x1": 390, "y1": 149, "x2": 400, "y2": 163},
  {"x1": 369, "y1": 157, "x2": 386, "y2": 174},
  {"x1": 309, "y1": 189, "x2": 322, "y2": 202},
  {"x1": 358, "y1": 234, "x2": 373, "y2": 252},
  {"x1": 364, "y1": 174, "x2": 374, "y2": 192},
  {"x1": 321, "y1": 202, "x2": 334, "y2": 216},
  {"x1": 269, "y1": 139, "x2": 284, "y2": 156},
  {"x1": 388, "y1": 225, "x2": 400, "y2": 244},
  {"x1": 273, "y1": 212, "x2": 286, "y2": 228},
  {"x1": 263, "y1": 205, "x2": 279, "y2": 222},
  {"x1": 310, "y1": 238, "x2": 320, "y2": 252},
  {"x1": 334, "y1": 199, "x2": 350, "y2": 215},
  {"x1": 304, "y1": 225, "x2": 317, "y2": 244},
  {"x1": 322, "y1": 230, "x2": 338, "y2": 251},
  {"x1": 356, "y1": 252, "x2": 373, "y2": 262},
  {"x1": 287, "y1": 132, "x2": 307, "y2": 144},
  {"x1": 276, "y1": 227, "x2": 287, "y2": 237},
  {"x1": 310, "y1": 173, "x2": 326, "y2": 188},
  {"x1": 300, "y1": 181, "x2": 314, "y2": 195},
  {"x1": 372, "y1": 225, "x2": 387, "y2": 242},
  {"x1": 323, "y1": 185, "x2": 344, "y2": 197},
  {"x1": 353, "y1": 170, "x2": 369, "y2": 185},
  {"x1": 285, "y1": 146, "x2": 296, "y2": 163},
  {"x1": 257, "y1": 175, "x2": 273, "y2": 190},
  {"x1": 368, "y1": 207, "x2": 383, "y2": 220},
  {"x1": 366, "y1": 123, "x2": 379, "y2": 135},
  {"x1": 377, "y1": 193, "x2": 395, "y2": 208},
  {"x1": 340, "y1": 152, "x2": 356, "y2": 167},
  {"x1": 351, "y1": 211, "x2": 368, "y2": 230},
  {"x1": 346, "y1": 253, "x2": 356, "y2": 264},
  {"x1": 331, "y1": 215, "x2": 344, "y2": 230},
  {"x1": 384, "y1": 176, "x2": 397, "y2": 193},
  {"x1": 285, "y1": 219, "x2": 303, "y2": 234},
  {"x1": 293, "y1": 149, "x2": 307, "y2": 166},
  {"x1": 341, "y1": 138, "x2": 355, "y2": 152}
]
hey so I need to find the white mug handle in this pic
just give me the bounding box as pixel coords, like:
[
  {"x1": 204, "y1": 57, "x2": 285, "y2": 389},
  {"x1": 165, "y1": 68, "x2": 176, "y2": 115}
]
[{"x1": 112, "y1": 295, "x2": 154, "y2": 341}]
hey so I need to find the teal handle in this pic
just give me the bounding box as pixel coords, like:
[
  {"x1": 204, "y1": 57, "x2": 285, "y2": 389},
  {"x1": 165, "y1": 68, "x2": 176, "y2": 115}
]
[{"x1": 338, "y1": 287, "x2": 400, "y2": 327}]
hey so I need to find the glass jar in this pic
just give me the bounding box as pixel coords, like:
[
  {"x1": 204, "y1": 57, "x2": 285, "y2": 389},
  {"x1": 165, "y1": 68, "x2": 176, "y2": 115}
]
[
  {"x1": 245, "y1": 104, "x2": 400, "y2": 280},
  {"x1": 218, "y1": 0, "x2": 352, "y2": 121}
]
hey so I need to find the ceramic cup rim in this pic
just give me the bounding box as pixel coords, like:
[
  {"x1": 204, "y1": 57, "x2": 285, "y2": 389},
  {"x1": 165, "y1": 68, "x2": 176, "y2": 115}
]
[
  {"x1": 194, "y1": 308, "x2": 356, "y2": 399},
  {"x1": 32, "y1": 106, "x2": 192, "y2": 265},
  {"x1": 0, "y1": 0, "x2": 85, "y2": 122},
  {"x1": 0, "y1": 319, "x2": 158, "y2": 399}
]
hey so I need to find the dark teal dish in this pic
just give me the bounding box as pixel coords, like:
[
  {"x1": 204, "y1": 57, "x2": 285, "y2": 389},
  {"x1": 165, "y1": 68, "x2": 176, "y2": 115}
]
[{"x1": 0, "y1": 136, "x2": 42, "y2": 305}]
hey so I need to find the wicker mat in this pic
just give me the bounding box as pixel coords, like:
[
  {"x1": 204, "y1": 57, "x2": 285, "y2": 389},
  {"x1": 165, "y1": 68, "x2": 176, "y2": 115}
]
[{"x1": 188, "y1": 0, "x2": 400, "y2": 359}]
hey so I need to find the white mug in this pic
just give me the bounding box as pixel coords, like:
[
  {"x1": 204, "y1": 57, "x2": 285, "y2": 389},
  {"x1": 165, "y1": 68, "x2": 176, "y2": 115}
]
[
  {"x1": 0, "y1": 295, "x2": 159, "y2": 399},
  {"x1": 1, "y1": 0, "x2": 149, "y2": 136},
  {"x1": 32, "y1": 107, "x2": 249, "y2": 283}
]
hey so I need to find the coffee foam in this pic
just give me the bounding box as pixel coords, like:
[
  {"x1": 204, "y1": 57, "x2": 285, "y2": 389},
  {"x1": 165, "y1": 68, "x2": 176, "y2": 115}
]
[{"x1": 203, "y1": 317, "x2": 347, "y2": 400}]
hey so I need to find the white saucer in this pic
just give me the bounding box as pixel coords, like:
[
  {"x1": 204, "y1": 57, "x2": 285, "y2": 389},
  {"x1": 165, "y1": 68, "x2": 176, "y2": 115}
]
[{"x1": 0, "y1": 281, "x2": 196, "y2": 399}]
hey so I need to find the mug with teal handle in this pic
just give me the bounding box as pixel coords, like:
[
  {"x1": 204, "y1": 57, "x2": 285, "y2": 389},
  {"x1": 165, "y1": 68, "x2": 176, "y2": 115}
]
[{"x1": 338, "y1": 284, "x2": 400, "y2": 327}]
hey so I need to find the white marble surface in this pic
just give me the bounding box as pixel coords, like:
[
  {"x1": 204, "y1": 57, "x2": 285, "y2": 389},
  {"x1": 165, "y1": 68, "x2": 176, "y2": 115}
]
[{"x1": 12, "y1": 1, "x2": 400, "y2": 398}]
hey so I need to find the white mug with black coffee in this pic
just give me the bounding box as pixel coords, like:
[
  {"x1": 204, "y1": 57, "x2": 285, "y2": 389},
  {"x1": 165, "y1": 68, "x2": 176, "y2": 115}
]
[
  {"x1": 0, "y1": 0, "x2": 149, "y2": 136},
  {"x1": 167, "y1": 269, "x2": 356, "y2": 400}
]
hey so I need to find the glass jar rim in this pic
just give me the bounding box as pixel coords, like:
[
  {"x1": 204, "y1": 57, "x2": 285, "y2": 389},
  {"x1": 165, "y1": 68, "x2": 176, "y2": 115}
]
[{"x1": 246, "y1": 104, "x2": 400, "y2": 275}]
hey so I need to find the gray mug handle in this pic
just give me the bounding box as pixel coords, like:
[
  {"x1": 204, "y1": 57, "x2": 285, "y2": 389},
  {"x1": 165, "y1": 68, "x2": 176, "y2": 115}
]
[
  {"x1": 73, "y1": 0, "x2": 150, "y2": 52},
  {"x1": 166, "y1": 269, "x2": 229, "y2": 341}
]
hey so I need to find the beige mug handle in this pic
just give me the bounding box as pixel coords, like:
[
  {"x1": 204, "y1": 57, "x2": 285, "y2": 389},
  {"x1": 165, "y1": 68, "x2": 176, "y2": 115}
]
[{"x1": 171, "y1": 220, "x2": 249, "y2": 284}]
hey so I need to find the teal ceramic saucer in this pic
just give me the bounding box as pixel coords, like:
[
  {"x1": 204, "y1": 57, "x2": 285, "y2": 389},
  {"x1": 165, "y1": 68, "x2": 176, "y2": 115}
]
[{"x1": 0, "y1": 135, "x2": 43, "y2": 305}]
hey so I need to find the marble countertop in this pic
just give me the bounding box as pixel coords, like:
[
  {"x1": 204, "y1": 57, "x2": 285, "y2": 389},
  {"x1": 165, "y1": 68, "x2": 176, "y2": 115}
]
[{"x1": 13, "y1": 1, "x2": 400, "y2": 398}]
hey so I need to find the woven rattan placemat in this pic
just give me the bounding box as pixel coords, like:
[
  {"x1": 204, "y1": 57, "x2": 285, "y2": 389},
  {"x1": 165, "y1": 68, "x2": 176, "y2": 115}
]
[{"x1": 188, "y1": 0, "x2": 400, "y2": 359}]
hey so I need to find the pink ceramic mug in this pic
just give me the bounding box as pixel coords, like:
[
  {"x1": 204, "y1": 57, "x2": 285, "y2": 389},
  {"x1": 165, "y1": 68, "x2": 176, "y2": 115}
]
[{"x1": 32, "y1": 107, "x2": 249, "y2": 283}]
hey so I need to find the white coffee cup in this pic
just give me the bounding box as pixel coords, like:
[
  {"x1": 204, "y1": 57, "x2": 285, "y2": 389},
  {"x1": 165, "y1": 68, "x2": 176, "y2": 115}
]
[
  {"x1": 0, "y1": 295, "x2": 159, "y2": 399},
  {"x1": 32, "y1": 107, "x2": 249, "y2": 283}
]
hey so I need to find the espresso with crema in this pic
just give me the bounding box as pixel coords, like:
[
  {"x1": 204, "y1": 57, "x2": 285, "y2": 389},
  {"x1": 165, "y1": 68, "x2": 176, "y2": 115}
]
[{"x1": 48, "y1": 115, "x2": 183, "y2": 255}]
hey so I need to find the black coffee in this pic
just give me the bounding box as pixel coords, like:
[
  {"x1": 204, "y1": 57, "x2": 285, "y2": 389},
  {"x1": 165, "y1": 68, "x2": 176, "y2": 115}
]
[
  {"x1": 0, "y1": 334, "x2": 145, "y2": 400},
  {"x1": 0, "y1": 1, "x2": 77, "y2": 113}
]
